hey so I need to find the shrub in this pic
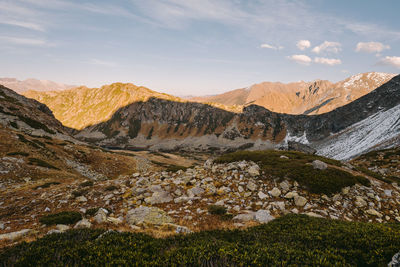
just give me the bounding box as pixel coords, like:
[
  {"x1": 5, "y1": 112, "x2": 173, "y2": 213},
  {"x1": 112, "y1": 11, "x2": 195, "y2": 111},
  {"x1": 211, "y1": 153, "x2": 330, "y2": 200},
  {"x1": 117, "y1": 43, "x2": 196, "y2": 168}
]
[
  {"x1": 17, "y1": 115, "x2": 55, "y2": 134},
  {"x1": 79, "y1": 180, "x2": 94, "y2": 187},
  {"x1": 6, "y1": 152, "x2": 29, "y2": 157},
  {"x1": 215, "y1": 150, "x2": 369, "y2": 195},
  {"x1": 28, "y1": 158, "x2": 60, "y2": 170},
  {"x1": 38, "y1": 211, "x2": 82, "y2": 225},
  {"x1": 104, "y1": 185, "x2": 118, "y2": 191},
  {"x1": 85, "y1": 208, "x2": 100, "y2": 217},
  {"x1": 71, "y1": 189, "x2": 87, "y2": 198},
  {"x1": 33, "y1": 182, "x2": 61, "y2": 190},
  {"x1": 208, "y1": 205, "x2": 227, "y2": 215},
  {"x1": 2, "y1": 214, "x2": 400, "y2": 266}
]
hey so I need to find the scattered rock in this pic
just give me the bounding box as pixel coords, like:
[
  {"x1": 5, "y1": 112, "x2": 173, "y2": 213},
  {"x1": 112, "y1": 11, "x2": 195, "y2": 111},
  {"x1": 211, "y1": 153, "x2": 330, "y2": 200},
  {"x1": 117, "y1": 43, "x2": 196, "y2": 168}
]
[
  {"x1": 354, "y1": 196, "x2": 367, "y2": 208},
  {"x1": 269, "y1": 187, "x2": 281, "y2": 197},
  {"x1": 246, "y1": 181, "x2": 257, "y2": 191},
  {"x1": 255, "y1": 210, "x2": 275, "y2": 223},
  {"x1": 365, "y1": 209, "x2": 383, "y2": 218},
  {"x1": 258, "y1": 191, "x2": 268, "y2": 200},
  {"x1": 389, "y1": 252, "x2": 400, "y2": 267},
  {"x1": 294, "y1": 196, "x2": 307, "y2": 207},
  {"x1": 74, "y1": 219, "x2": 92, "y2": 229},
  {"x1": 126, "y1": 206, "x2": 173, "y2": 226},
  {"x1": 94, "y1": 208, "x2": 108, "y2": 224},
  {"x1": 247, "y1": 165, "x2": 260, "y2": 176},
  {"x1": 312, "y1": 160, "x2": 328, "y2": 170},
  {"x1": 0, "y1": 229, "x2": 33, "y2": 241}
]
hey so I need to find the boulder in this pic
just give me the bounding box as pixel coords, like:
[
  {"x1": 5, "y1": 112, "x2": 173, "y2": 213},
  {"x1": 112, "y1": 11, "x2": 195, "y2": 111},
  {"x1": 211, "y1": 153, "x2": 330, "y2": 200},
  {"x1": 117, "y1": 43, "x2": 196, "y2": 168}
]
[
  {"x1": 74, "y1": 219, "x2": 92, "y2": 229},
  {"x1": 365, "y1": 209, "x2": 383, "y2": 218},
  {"x1": 354, "y1": 196, "x2": 367, "y2": 208},
  {"x1": 312, "y1": 160, "x2": 328, "y2": 170},
  {"x1": 145, "y1": 191, "x2": 173, "y2": 205},
  {"x1": 255, "y1": 210, "x2": 275, "y2": 223},
  {"x1": 126, "y1": 206, "x2": 173, "y2": 226},
  {"x1": 294, "y1": 196, "x2": 307, "y2": 207},
  {"x1": 246, "y1": 181, "x2": 257, "y2": 191},
  {"x1": 258, "y1": 191, "x2": 268, "y2": 200},
  {"x1": 94, "y1": 208, "x2": 108, "y2": 224},
  {"x1": 0, "y1": 229, "x2": 33, "y2": 241},
  {"x1": 187, "y1": 186, "x2": 205, "y2": 197},
  {"x1": 284, "y1": 191, "x2": 298, "y2": 199},
  {"x1": 233, "y1": 212, "x2": 255, "y2": 222},
  {"x1": 388, "y1": 252, "x2": 400, "y2": 267},
  {"x1": 269, "y1": 187, "x2": 281, "y2": 197},
  {"x1": 247, "y1": 165, "x2": 260, "y2": 176}
]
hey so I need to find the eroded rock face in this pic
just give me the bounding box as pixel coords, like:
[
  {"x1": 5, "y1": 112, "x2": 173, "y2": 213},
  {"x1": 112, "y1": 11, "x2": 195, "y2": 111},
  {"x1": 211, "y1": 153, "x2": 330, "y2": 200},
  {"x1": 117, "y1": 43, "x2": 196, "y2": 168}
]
[
  {"x1": 126, "y1": 206, "x2": 173, "y2": 226},
  {"x1": 0, "y1": 229, "x2": 33, "y2": 241}
]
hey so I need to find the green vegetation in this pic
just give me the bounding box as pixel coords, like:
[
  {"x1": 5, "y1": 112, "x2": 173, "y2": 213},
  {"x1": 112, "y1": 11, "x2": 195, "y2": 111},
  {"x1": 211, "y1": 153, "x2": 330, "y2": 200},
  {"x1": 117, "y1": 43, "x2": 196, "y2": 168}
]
[
  {"x1": 38, "y1": 211, "x2": 82, "y2": 226},
  {"x1": 104, "y1": 185, "x2": 118, "y2": 191},
  {"x1": 71, "y1": 189, "x2": 87, "y2": 198},
  {"x1": 33, "y1": 182, "x2": 61, "y2": 190},
  {"x1": 2, "y1": 214, "x2": 400, "y2": 266},
  {"x1": 207, "y1": 205, "x2": 227, "y2": 215},
  {"x1": 79, "y1": 180, "x2": 94, "y2": 187},
  {"x1": 85, "y1": 208, "x2": 100, "y2": 217},
  {"x1": 215, "y1": 150, "x2": 370, "y2": 195},
  {"x1": 6, "y1": 151, "x2": 29, "y2": 157},
  {"x1": 9, "y1": 121, "x2": 19, "y2": 129},
  {"x1": 28, "y1": 158, "x2": 60, "y2": 170},
  {"x1": 17, "y1": 134, "x2": 41, "y2": 149}
]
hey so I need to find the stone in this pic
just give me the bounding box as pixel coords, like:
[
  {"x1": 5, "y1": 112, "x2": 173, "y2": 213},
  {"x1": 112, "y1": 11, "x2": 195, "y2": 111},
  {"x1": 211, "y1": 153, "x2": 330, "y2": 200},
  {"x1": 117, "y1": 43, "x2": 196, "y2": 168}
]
[
  {"x1": 94, "y1": 208, "x2": 108, "y2": 224},
  {"x1": 74, "y1": 219, "x2": 92, "y2": 229},
  {"x1": 384, "y1": 190, "x2": 393, "y2": 197},
  {"x1": 354, "y1": 196, "x2": 367, "y2": 208},
  {"x1": 312, "y1": 160, "x2": 328, "y2": 170},
  {"x1": 365, "y1": 209, "x2": 383, "y2": 218},
  {"x1": 0, "y1": 222, "x2": 4, "y2": 230},
  {"x1": 238, "y1": 186, "x2": 244, "y2": 193},
  {"x1": 0, "y1": 229, "x2": 33, "y2": 241},
  {"x1": 107, "y1": 217, "x2": 123, "y2": 225},
  {"x1": 56, "y1": 224, "x2": 70, "y2": 232},
  {"x1": 294, "y1": 196, "x2": 307, "y2": 207},
  {"x1": 279, "y1": 181, "x2": 290, "y2": 193},
  {"x1": 126, "y1": 206, "x2": 173, "y2": 226},
  {"x1": 187, "y1": 186, "x2": 205, "y2": 197},
  {"x1": 269, "y1": 187, "x2": 281, "y2": 197},
  {"x1": 280, "y1": 155, "x2": 289, "y2": 159},
  {"x1": 233, "y1": 213, "x2": 255, "y2": 222},
  {"x1": 145, "y1": 191, "x2": 173, "y2": 205},
  {"x1": 284, "y1": 191, "x2": 298, "y2": 199},
  {"x1": 388, "y1": 252, "x2": 400, "y2": 267},
  {"x1": 247, "y1": 165, "x2": 260, "y2": 176},
  {"x1": 258, "y1": 191, "x2": 268, "y2": 200},
  {"x1": 255, "y1": 210, "x2": 275, "y2": 223},
  {"x1": 272, "y1": 201, "x2": 286, "y2": 211},
  {"x1": 76, "y1": 196, "x2": 88, "y2": 203},
  {"x1": 247, "y1": 181, "x2": 257, "y2": 191},
  {"x1": 341, "y1": 187, "x2": 350, "y2": 195}
]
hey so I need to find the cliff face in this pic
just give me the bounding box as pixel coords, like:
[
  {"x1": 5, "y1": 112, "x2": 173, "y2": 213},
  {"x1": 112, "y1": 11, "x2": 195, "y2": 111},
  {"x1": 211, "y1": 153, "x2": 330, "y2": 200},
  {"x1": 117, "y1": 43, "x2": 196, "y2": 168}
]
[{"x1": 76, "y1": 75, "x2": 400, "y2": 159}]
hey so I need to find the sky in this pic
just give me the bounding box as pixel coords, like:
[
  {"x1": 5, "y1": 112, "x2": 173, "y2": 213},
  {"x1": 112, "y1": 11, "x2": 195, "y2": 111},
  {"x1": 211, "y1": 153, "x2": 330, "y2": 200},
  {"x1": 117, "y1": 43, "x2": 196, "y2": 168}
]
[{"x1": 0, "y1": 0, "x2": 400, "y2": 96}]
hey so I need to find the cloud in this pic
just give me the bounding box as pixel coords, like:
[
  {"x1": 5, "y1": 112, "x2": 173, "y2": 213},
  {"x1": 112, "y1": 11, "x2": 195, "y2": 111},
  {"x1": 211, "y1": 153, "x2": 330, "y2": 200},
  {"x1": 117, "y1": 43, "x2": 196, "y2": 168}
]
[
  {"x1": 0, "y1": 19, "x2": 45, "y2": 31},
  {"x1": 288, "y1": 54, "x2": 312, "y2": 65},
  {"x1": 0, "y1": 36, "x2": 48, "y2": 46},
  {"x1": 260, "y1": 43, "x2": 283, "y2": 50},
  {"x1": 312, "y1": 41, "x2": 342, "y2": 54},
  {"x1": 296, "y1": 40, "x2": 310, "y2": 50},
  {"x1": 378, "y1": 56, "x2": 400, "y2": 68},
  {"x1": 356, "y1": 42, "x2": 390, "y2": 53},
  {"x1": 314, "y1": 57, "x2": 341, "y2": 66}
]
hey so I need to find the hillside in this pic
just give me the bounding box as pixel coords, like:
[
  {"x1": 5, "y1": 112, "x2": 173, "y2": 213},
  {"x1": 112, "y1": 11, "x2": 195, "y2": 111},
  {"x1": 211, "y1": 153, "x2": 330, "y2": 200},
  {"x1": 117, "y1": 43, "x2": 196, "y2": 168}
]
[
  {"x1": 0, "y1": 78, "x2": 74, "y2": 93},
  {"x1": 75, "y1": 75, "x2": 400, "y2": 159},
  {"x1": 191, "y1": 72, "x2": 396, "y2": 115}
]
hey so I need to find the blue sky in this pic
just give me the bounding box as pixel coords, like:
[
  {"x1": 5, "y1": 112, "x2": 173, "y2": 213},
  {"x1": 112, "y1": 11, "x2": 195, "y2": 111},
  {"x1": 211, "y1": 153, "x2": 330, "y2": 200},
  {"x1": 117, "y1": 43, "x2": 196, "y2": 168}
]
[{"x1": 0, "y1": 0, "x2": 399, "y2": 95}]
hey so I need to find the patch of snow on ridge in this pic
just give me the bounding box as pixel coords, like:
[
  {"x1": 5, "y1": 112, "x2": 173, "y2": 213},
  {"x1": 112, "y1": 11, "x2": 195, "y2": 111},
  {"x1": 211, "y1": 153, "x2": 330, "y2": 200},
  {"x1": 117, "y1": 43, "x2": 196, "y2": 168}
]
[
  {"x1": 284, "y1": 131, "x2": 309, "y2": 145},
  {"x1": 317, "y1": 104, "x2": 400, "y2": 160}
]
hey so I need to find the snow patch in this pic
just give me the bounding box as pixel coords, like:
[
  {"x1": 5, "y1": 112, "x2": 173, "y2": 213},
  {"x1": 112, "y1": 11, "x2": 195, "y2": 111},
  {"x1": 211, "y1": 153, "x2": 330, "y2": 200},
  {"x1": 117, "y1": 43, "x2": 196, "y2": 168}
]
[{"x1": 284, "y1": 131, "x2": 309, "y2": 145}]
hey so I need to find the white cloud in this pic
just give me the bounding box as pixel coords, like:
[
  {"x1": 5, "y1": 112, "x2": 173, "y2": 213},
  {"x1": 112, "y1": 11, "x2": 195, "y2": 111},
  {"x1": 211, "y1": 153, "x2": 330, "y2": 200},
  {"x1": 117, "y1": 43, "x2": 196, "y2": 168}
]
[
  {"x1": 356, "y1": 42, "x2": 390, "y2": 53},
  {"x1": 312, "y1": 41, "x2": 342, "y2": 54},
  {"x1": 0, "y1": 36, "x2": 48, "y2": 46},
  {"x1": 288, "y1": 54, "x2": 312, "y2": 65},
  {"x1": 260, "y1": 43, "x2": 283, "y2": 50},
  {"x1": 314, "y1": 57, "x2": 341, "y2": 66},
  {"x1": 0, "y1": 19, "x2": 45, "y2": 31},
  {"x1": 296, "y1": 40, "x2": 310, "y2": 50},
  {"x1": 379, "y1": 56, "x2": 400, "y2": 68}
]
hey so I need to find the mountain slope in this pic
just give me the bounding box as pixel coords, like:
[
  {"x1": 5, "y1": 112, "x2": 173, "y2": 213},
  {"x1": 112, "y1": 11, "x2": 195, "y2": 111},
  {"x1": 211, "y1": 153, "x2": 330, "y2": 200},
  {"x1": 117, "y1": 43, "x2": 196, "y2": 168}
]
[
  {"x1": 23, "y1": 83, "x2": 183, "y2": 130},
  {"x1": 0, "y1": 78, "x2": 74, "y2": 93},
  {"x1": 75, "y1": 75, "x2": 400, "y2": 159},
  {"x1": 191, "y1": 72, "x2": 396, "y2": 115}
]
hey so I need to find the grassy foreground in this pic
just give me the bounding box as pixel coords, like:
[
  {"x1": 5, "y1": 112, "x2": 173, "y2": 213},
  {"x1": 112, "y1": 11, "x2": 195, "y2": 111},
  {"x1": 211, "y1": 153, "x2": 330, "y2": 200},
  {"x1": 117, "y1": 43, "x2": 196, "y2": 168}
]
[
  {"x1": 1, "y1": 214, "x2": 400, "y2": 266},
  {"x1": 215, "y1": 150, "x2": 370, "y2": 195}
]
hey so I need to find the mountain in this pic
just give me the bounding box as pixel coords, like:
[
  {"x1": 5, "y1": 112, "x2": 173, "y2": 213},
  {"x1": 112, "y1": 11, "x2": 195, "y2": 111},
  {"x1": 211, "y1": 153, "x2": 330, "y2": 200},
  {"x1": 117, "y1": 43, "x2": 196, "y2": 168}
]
[
  {"x1": 75, "y1": 75, "x2": 400, "y2": 160},
  {"x1": 0, "y1": 78, "x2": 75, "y2": 93},
  {"x1": 23, "y1": 83, "x2": 183, "y2": 130},
  {"x1": 190, "y1": 72, "x2": 396, "y2": 115},
  {"x1": 0, "y1": 84, "x2": 138, "y2": 182}
]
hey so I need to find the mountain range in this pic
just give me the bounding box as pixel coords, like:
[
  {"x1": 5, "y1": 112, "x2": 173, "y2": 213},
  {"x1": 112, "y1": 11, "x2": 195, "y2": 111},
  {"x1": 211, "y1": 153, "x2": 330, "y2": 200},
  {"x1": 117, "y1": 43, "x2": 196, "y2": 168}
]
[
  {"x1": 0, "y1": 78, "x2": 75, "y2": 93},
  {"x1": 1, "y1": 72, "x2": 399, "y2": 160}
]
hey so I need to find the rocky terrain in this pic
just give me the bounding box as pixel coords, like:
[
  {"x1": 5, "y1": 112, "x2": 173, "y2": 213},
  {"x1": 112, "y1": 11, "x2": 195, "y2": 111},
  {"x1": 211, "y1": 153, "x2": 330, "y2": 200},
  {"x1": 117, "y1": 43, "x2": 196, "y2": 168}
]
[
  {"x1": 74, "y1": 74, "x2": 400, "y2": 159},
  {"x1": 190, "y1": 72, "x2": 396, "y2": 115},
  {"x1": 1, "y1": 150, "x2": 400, "y2": 250},
  {"x1": 0, "y1": 78, "x2": 75, "y2": 94}
]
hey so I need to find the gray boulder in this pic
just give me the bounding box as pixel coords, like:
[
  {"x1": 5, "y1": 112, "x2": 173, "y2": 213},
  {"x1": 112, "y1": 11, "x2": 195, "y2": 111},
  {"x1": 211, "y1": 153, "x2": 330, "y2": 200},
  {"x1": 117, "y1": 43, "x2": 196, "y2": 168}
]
[
  {"x1": 312, "y1": 160, "x2": 328, "y2": 170},
  {"x1": 255, "y1": 210, "x2": 275, "y2": 223},
  {"x1": 126, "y1": 206, "x2": 173, "y2": 226}
]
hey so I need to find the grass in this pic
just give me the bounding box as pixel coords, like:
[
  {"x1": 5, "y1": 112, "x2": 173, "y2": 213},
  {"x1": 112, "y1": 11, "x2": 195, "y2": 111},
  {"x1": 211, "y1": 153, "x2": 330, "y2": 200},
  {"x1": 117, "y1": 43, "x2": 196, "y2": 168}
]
[
  {"x1": 2, "y1": 214, "x2": 400, "y2": 266},
  {"x1": 215, "y1": 150, "x2": 370, "y2": 195},
  {"x1": 28, "y1": 158, "x2": 60, "y2": 170},
  {"x1": 38, "y1": 211, "x2": 82, "y2": 226}
]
